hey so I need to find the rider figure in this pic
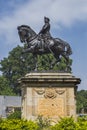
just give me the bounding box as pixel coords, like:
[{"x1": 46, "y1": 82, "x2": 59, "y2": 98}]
[{"x1": 38, "y1": 17, "x2": 51, "y2": 51}]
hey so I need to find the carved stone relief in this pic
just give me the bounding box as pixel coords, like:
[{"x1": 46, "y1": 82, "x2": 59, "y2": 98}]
[{"x1": 34, "y1": 88, "x2": 65, "y2": 99}]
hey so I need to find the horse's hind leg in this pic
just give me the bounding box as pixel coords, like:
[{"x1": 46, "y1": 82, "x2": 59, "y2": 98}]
[
  {"x1": 50, "y1": 59, "x2": 56, "y2": 69},
  {"x1": 62, "y1": 54, "x2": 72, "y2": 72},
  {"x1": 33, "y1": 54, "x2": 38, "y2": 71},
  {"x1": 50, "y1": 55, "x2": 61, "y2": 69}
]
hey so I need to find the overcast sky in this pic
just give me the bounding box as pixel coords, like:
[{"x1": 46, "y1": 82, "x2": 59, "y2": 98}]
[{"x1": 0, "y1": 0, "x2": 87, "y2": 90}]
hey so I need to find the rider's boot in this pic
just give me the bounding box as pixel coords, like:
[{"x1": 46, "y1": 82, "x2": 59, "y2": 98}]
[{"x1": 39, "y1": 40, "x2": 44, "y2": 52}]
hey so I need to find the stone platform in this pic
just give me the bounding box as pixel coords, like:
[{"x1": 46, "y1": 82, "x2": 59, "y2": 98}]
[{"x1": 19, "y1": 72, "x2": 81, "y2": 122}]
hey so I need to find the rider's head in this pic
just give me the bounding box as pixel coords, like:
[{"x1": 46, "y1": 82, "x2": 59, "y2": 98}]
[{"x1": 44, "y1": 17, "x2": 50, "y2": 23}]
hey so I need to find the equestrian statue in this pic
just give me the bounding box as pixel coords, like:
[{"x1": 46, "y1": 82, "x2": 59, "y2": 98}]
[{"x1": 17, "y1": 17, "x2": 72, "y2": 71}]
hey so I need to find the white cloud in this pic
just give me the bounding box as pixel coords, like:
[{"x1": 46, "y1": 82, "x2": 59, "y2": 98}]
[{"x1": 0, "y1": 0, "x2": 87, "y2": 44}]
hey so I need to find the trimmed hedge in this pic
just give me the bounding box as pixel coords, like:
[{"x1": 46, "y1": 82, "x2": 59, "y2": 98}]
[
  {"x1": 0, "y1": 116, "x2": 87, "y2": 130},
  {"x1": 0, "y1": 119, "x2": 39, "y2": 130}
]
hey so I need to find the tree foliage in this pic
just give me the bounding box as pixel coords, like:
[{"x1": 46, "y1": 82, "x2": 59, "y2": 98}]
[
  {"x1": 0, "y1": 45, "x2": 34, "y2": 95},
  {"x1": 0, "y1": 45, "x2": 72, "y2": 95},
  {"x1": 77, "y1": 90, "x2": 87, "y2": 113},
  {"x1": 37, "y1": 54, "x2": 72, "y2": 71},
  {"x1": 0, "y1": 76, "x2": 15, "y2": 95}
]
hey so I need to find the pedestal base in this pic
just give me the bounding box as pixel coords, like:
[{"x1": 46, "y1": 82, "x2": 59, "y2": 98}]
[{"x1": 19, "y1": 73, "x2": 81, "y2": 122}]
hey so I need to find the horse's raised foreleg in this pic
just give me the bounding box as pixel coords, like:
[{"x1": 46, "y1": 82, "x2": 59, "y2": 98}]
[
  {"x1": 61, "y1": 53, "x2": 72, "y2": 72},
  {"x1": 22, "y1": 45, "x2": 35, "y2": 53}
]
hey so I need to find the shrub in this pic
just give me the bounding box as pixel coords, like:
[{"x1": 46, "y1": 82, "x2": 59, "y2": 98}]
[
  {"x1": 7, "y1": 110, "x2": 21, "y2": 119},
  {"x1": 0, "y1": 119, "x2": 39, "y2": 130},
  {"x1": 51, "y1": 117, "x2": 77, "y2": 130},
  {"x1": 36, "y1": 115, "x2": 51, "y2": 130},
  {"x1": 77, "y1": 116, "x2": 87, "y2": 130},
  {"x1": 1, "y1": 116, "x2": 87, "y2": 130}
]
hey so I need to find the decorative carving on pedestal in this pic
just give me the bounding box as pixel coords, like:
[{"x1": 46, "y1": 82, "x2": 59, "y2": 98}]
[
  {"x1": 55, "y1": 88, "x2": 65, "y2": 95},
  {"x1": 44, "y1": 88, "x2": 57, "y2": 99},
  {"x1": 34, "y1": 88, "x2": 65, "y2": 99},
  {"x1": 34, "y1": 88, "x2": 45, "y2": 95},
  {"x1": 38, "y1": 98, "x2": 65, "y2": 117}
]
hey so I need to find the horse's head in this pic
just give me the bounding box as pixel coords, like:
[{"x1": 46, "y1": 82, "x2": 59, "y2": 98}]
[
  {"x1": 17, "y1": 25, "x2": 30, "y2": 43},
  {"x1": 17, "y1": 25, "x2": 36, "y2": 43}
]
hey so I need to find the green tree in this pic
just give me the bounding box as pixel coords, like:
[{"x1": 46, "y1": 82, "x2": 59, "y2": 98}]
[
  {"x1": 0, "y1": 45, "x2": 72, "y2": 95},
  {"x1": 77, "y1": 90, "x2": 87, "y2": 113},
  {"x1": 0, "y1": 76, "x2": 15, "y2": 95},
  {"x1": 36, "y1": 54, "x2": 72, "y2": 72},
  {"x1": 0, "y1": 45, "x2": 35, "y2": 95}
]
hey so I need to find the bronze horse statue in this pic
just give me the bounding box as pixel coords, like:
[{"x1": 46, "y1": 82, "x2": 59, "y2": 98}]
[{"x1": 17, "y1": 25, "x2": 72, "y2": 70}]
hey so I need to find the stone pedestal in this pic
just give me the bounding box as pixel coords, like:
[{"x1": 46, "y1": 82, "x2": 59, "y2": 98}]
[{"x1": 19, "y1": 72, "x2": 81, "y2": 122}]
